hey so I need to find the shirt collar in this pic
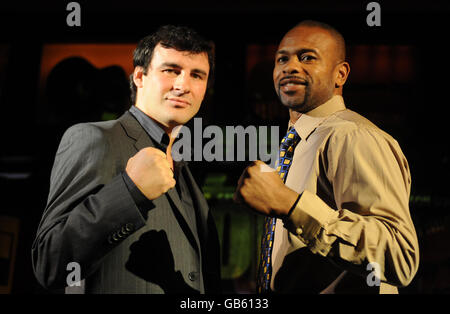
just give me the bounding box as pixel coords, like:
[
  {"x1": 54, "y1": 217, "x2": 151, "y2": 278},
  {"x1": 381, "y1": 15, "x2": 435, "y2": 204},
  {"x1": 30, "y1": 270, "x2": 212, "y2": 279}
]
[
  {"x1": 129, "y1": 105, "x2": 170, "y2": 148},
  {"x1": 289, "y1": 95, "x2": 346, "y2": 140}
]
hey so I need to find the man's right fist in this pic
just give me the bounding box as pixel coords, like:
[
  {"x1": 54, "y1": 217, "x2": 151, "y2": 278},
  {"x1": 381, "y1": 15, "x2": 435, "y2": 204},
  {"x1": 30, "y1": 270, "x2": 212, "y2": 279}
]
[{"x1": 125, "y1": 147, "x2": 176, "y2": 200}]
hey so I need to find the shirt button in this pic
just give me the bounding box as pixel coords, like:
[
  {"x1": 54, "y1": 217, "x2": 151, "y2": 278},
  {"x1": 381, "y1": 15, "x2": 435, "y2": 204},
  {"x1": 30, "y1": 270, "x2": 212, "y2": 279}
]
[
  {"x1": 296, "y1": 227, "x2": 303, "y2": 235},
  {"x1": 188, "y1": 272, "x2": 198, "y2": 281}
]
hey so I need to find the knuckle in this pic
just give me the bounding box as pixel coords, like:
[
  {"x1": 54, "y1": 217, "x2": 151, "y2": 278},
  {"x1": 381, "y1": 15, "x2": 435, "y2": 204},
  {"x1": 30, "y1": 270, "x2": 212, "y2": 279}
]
[{"x1": 141, "y1": 147, "x2": 153, "y2": 155}]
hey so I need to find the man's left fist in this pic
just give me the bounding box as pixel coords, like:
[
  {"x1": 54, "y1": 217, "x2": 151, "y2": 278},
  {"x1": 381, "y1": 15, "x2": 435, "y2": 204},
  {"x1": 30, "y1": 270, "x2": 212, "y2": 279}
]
[{"x1": 234, "y1": 160, "x2": 299, "y2": 217}]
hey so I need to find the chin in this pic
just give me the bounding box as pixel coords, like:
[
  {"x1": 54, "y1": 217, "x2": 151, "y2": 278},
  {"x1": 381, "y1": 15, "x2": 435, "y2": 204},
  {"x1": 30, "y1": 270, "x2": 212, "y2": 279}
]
[
  {"x1": 282, "y1": 99, "x2": 306, "y2": 110},
  {"x1": 167, "y1": 112, "x2": 196, "y2": 126},
  {"x1": 281, "y1": 93, "x2": 319, "y2": 112},
  {"x1": 166, "y1": 104, "x2": 200, "y2": 124}
]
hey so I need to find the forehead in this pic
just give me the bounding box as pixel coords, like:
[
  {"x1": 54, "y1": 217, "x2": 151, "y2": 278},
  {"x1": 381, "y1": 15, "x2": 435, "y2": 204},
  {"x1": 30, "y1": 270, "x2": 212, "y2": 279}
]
[
  {"x1": 278, "y1": 26, "x2": 337, "y2": 56},
  {"x1": 150, "y1": 44, "x2": 210, "y2": 72}
]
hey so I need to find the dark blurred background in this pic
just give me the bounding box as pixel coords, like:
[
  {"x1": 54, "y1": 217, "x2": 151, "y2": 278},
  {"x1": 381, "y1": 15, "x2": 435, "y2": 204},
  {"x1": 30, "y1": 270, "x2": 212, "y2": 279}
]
[{"x1": 0, "y1": 0, "x2": 449, "y2": 294}]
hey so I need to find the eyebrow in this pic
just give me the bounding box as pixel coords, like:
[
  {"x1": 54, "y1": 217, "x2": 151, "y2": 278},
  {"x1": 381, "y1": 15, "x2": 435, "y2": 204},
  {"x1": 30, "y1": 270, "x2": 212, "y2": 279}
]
[
  {"x1": 276, "y1": 48, "x2": 319, "y2": 56},
  {"x1": 160, "y1": 62, "x2": 208, "y2": 77}
]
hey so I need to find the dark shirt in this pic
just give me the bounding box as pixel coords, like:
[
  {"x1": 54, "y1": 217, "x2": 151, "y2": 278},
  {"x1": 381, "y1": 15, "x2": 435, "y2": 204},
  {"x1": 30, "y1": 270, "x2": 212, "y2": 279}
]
[{"x1": 122, "y1": 106, "x2": 198, "y2": 234}]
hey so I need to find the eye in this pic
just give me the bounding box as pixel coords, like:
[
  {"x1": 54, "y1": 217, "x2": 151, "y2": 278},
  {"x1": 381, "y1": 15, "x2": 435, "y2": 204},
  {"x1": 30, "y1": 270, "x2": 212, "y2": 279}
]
[
  {"x1": 276, "y1": 56, "x2": 288, "y2": 64},
  {"x1": 163, "y1": 68, "x2": 179, "y2": 75},
  {"x1": 191, "y1": 73, "x2": 204, "y2": 80},
  {"x1": 300, "y1": 54, "x2": 316, "y2": 62}
]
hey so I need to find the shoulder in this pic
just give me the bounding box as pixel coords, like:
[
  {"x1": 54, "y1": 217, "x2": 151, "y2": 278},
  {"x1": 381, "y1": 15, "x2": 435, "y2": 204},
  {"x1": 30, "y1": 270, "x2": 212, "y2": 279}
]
[
  {"x1": 321, "y1": 109, "x2": 405, "y2": 160},
  {"x1": 326, "y1": 109, "x2": 397, "y2": 144},
  {"x1": 57, "y1": 119, "x2": 123, "y2": 156},
  {"x1": 64, "y1": 119, "x2": 122, "y2": 137}
]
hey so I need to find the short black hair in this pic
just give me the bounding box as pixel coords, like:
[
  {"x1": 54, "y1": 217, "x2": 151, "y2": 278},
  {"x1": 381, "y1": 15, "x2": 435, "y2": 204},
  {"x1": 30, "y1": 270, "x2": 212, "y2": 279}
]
[
  {"x1": 129, "y1": 25, "x2": 215, "y2": 105},
  {"x1": 294, "y1": 20, "x2": 346, "y2": 62}
]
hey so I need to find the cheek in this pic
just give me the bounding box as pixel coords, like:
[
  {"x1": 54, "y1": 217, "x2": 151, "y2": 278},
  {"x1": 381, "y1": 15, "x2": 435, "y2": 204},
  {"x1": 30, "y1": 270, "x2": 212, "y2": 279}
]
[
  {"x1": 273, "y1": 69, "x2": 280, "y2": 93},
  {"x1": 273, "y1": 68, "x2": 280, "y2": 83},
  {"x1": 148, "y1": 74, "x2": 172, "y2": 94},
  {"x1": 157, "y1": 77, "x2": 173, "y2": 93},
  {"x1": 311, "y1": 69, "x2": 331, "y2": 87},
  {"x1": 193, "y1": 83, "x2": 208, "y2": 103}
]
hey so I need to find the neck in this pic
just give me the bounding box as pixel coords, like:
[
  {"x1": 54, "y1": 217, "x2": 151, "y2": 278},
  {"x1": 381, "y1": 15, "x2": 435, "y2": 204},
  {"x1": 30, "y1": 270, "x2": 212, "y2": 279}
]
[
  {"x1": 288, "y1": 93, "x2": 344, "y2": 123},
  {"x1": 164, "y1": 125, "x2": 175, "y2": 138},
  {"x1": 135, "y1": 103, "x2": 174, "y2": 134},
  {"x1": 289, "y1": 110, "x2": 302, "y2": 124}
]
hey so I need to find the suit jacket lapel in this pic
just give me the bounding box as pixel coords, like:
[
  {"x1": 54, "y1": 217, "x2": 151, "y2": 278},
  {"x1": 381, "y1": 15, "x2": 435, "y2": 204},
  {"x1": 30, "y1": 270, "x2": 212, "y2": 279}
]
[{"x1": 118, "y1": 111, "x2": 202, "y2": 253}]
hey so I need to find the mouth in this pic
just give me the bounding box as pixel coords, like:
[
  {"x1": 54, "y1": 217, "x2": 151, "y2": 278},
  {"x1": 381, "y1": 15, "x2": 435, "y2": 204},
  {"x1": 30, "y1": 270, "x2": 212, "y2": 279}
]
[
  {"x1": 167, "y1": 97, "x2": 191, "y2": 107},
  {"x1": 279, "y1": 76, "x2": 308, "y2": 93}
]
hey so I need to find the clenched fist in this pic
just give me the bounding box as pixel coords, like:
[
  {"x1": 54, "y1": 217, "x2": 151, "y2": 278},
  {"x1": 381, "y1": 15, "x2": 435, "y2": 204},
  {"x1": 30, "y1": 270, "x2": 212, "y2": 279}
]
[
  {"x1": 126, "y1": 147, "x2": 176, "y2": 200},
  {"x1": 234, "y1": 160, "x2": 299, "y2": 217}
]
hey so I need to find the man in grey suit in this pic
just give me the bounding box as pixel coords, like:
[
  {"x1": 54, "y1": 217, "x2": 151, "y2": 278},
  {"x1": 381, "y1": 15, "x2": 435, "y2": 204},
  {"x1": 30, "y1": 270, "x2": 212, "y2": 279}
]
[{"x1": 32, "y1": 25, "x2": 221, "y2": 294}]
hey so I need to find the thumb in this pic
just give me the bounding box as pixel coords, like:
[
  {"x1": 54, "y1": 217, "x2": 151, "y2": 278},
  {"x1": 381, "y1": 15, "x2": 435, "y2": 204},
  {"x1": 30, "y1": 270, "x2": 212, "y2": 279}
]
[{"x1": 166, "y1": 143, "x2": 174, "y2": 171}]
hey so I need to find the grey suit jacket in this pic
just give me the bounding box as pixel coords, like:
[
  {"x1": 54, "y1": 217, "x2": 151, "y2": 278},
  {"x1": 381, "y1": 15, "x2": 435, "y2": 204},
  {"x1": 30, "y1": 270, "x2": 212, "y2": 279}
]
[{"x1": 32, "y1": 111, "x2": 221, "y2": 294}]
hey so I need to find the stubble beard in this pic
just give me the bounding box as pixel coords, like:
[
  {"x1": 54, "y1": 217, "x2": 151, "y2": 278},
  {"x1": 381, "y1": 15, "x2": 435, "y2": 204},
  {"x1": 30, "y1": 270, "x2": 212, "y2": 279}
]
[{"x1": 278, "y1": 85, "x2": 317, "y2": 114}]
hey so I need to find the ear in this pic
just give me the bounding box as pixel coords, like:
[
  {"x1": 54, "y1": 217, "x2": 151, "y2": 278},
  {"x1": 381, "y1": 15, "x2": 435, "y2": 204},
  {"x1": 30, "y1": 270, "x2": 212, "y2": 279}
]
[
  {"x1": 335, "y1": 61, "x2": 350, "y2": 88},
  {"x1": 133, "y1": 66, "x2": 145, "y2": 88}
]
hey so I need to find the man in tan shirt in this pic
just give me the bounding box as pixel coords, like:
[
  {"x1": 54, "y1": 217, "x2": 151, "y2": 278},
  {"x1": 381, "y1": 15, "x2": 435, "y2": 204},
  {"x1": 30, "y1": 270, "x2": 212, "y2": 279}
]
[{"x1": 235, "y1": 20, "x2": 419, "y2": 294}]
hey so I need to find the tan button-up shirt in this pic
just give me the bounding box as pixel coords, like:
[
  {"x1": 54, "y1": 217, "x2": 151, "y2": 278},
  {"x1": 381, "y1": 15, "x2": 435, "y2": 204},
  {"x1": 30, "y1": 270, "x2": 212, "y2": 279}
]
[{"x1": 271, "y1": 95, "x2": 419, "y2": 294}]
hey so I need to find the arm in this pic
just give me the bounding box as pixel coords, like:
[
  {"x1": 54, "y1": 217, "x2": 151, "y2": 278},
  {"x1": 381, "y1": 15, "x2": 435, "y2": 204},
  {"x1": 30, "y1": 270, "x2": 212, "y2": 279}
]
[
  {"x1": 236, "y1": 128, "x2": 419, "y2": 287},
  {"x1": 283, "y1": 128, "x2": 419, "y2": 287},
  {"x1": 32, "y1": 124, "x2": 147, "y2": 289}
]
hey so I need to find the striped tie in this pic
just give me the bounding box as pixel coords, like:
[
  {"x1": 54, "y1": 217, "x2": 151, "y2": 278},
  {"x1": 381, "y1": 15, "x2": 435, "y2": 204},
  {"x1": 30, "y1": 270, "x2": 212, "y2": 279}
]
[{"x1": 256, "y1": 127, "x2": 300, "y2": 293}]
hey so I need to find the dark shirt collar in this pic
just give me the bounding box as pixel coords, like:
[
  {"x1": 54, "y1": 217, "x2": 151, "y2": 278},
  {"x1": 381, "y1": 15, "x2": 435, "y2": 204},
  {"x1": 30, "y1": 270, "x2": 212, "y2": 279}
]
[{"x1": 129, "y1": 105, "x2": 170, "y2": 149}]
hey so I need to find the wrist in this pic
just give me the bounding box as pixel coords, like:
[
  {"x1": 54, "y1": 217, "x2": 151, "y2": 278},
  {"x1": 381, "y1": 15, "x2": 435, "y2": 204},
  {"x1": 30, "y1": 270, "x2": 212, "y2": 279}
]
[
  {"x1": 273, "y1": 187, "x2": 300, "y2": 217},
  {"x1": 285, "y1": 193, "x2": 302, "y2": 218}
]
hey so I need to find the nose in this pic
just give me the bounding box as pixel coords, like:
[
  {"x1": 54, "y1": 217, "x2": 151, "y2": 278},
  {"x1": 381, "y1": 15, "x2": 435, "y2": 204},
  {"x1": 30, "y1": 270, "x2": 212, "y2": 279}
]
[
  {"x1": 282, "y1": 57, "x2": 301, "y2": 75},
  {"x1": 172, "y1": 71, "x2": 190, "y2": 95}
]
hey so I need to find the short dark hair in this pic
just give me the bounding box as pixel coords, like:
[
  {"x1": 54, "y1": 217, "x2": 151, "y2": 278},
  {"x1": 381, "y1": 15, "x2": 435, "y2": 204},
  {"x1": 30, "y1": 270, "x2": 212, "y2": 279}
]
[
  {"x1": 129, "y1": 25, "x2": 215, "y2": 105},
  {"x1": 294, "y1": 20, "x2": 346, "y2": 62}
]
